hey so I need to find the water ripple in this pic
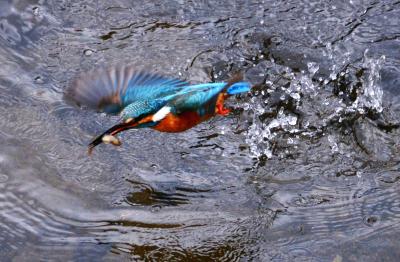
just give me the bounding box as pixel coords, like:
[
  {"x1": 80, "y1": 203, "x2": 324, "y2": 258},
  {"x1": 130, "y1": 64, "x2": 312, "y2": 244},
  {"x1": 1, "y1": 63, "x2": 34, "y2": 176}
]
[{"x1": 1, "y1": 0, "x2": 400, "y2": 260}]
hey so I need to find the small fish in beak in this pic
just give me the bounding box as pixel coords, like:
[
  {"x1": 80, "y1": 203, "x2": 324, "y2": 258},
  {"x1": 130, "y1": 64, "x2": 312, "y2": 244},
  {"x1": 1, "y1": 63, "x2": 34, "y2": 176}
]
[{"x1": 101, "y1": 135, "x2": 121, "y2": 146}]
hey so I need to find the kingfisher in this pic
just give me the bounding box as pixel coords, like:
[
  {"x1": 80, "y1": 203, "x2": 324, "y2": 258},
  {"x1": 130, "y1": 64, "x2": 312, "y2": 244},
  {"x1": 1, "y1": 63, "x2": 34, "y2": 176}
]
[{"x1": 66, "y1": 65, "x2": 251, "y2": 154}]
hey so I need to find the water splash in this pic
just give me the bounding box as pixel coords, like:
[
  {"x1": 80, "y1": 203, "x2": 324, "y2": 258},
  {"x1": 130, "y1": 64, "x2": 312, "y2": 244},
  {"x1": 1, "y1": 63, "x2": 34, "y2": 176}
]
[
  {"x1": 244, "y1": 48, "x2": 386, "y2": 160},
  {"x1": 355, "y1": 50, "x2": 385, "y2": 113},
  {"x1": 245, "y1": 107, "x2": 298, "y2": 158}
]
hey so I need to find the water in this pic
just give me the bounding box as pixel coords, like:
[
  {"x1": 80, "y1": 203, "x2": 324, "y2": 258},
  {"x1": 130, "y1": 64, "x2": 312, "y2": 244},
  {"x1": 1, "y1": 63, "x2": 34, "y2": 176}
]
[{"x1": 1, "y1": 0, "x2": 400, "y2": 261}]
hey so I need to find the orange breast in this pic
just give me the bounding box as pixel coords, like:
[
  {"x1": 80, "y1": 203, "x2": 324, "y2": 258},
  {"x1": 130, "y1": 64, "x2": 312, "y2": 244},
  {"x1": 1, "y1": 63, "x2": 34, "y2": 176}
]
[{"x1": 153, "y1": 111, "x2": 210, "y2": 133}]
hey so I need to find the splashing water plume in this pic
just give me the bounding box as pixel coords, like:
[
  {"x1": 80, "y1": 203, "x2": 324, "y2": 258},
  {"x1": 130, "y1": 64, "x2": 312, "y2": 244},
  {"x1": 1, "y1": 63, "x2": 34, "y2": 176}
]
[{"x1": 244, "y1": 48, "x2": 386, "y2": 160}]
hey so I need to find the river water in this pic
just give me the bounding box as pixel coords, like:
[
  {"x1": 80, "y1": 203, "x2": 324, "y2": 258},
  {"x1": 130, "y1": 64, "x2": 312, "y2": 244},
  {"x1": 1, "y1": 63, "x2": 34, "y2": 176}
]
[{"x1": 1, "y1": 0, "x2": 400, "y2": 261}]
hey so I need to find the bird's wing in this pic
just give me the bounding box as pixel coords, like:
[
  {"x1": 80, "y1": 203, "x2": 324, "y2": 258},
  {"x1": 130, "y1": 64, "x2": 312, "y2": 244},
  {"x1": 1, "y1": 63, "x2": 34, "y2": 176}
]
[
  {"x1": 168, "y1": 83, "x2": 226, "y2": 114},
  {"x1": 120, "y1": 99, "x2": 167, "y2": 120},
  {"x1": 66, "y1": 65, "x2": 188, "y2": 114},
  {"x1": 167, "y1": 72, "x2": 246, "y2": 113}
]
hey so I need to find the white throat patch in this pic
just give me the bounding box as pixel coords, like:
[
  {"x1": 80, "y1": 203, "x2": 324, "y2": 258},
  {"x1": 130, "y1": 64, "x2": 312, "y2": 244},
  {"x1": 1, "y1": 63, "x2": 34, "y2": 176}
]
[{"x1": 152, "y1": 106, "x2": 171, "y2": 122}]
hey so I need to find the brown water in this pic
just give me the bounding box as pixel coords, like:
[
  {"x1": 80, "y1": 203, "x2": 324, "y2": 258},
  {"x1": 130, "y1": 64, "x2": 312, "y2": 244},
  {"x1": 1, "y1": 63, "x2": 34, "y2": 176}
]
[{"x1": 1, "y1": 0, "x2": 400, "y2": 261}]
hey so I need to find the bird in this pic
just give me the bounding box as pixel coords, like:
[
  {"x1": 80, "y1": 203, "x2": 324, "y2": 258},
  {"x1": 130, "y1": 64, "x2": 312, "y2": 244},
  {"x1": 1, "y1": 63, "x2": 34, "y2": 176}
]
[{"x1": 66, "y1": 64, "x2": 251, "y2": 154}]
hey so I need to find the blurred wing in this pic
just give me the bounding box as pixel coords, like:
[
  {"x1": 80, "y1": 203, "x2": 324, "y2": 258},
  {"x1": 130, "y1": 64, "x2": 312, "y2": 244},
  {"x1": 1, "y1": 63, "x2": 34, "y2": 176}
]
[{"x1": 66, "y1": 65, "x2": 188, "y2": 114}]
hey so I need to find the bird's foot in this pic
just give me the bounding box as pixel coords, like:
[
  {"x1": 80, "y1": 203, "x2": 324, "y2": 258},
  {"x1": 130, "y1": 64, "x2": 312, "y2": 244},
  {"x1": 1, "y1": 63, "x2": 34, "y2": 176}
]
[{"x1": 216, "y1": 104, "x2": 231, "y2": 115}]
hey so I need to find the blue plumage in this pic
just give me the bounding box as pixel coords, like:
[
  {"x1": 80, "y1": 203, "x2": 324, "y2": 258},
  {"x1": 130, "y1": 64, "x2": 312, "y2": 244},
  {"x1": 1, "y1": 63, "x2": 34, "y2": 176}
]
[
  {"x1": 66, "y1": 65, "x2": 251, "y2": 153},
  {"x1": 120, "y1": 99, "x2": 167, "y2": 120}
]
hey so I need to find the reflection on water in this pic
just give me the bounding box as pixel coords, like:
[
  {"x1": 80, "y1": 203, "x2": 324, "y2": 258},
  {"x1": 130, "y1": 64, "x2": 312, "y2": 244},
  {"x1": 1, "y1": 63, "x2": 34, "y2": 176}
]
[{"x1": 1, "y1": 0, "x2": 400, "y2": 260}]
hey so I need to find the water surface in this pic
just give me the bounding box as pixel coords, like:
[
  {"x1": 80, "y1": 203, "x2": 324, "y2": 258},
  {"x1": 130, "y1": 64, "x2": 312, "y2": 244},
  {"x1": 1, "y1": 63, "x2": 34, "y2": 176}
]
[{"x1": 1, "y1": 0, "x2": 400, "y2": 261}]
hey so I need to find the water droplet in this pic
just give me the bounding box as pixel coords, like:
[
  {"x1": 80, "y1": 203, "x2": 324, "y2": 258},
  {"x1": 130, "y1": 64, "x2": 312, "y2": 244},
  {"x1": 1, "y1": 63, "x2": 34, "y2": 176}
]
[
  {"x1": 290, "y1": 92, "x2": 300, "y2": 100},
  {"x1": 268, "y1": 119, "x2": 280, "y2": 129},
  {"x1": 32, "y1": 6, "x2": 40, "y2": 16},
  {"x1": 307, "y1": 62, "x2": 319, "y2": 76},
  {"x1": 34, "y1": 76, "x2": 44, "y2": 84},
  {"x1": 84, "y1": 49, "x2": 94, "y2": 56},
  {"x1": 328, "y1": 135, "x2": 339, "y2": 152},
  {"x1": 151, "y1": 205, "x2": 161, "y2": 212},
  {"x1": 363, "y1": 215, "x2": 378, "y2": 226},
  {"x1": 288, "y1": 115, "x2": 297, "y2": 126}
]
